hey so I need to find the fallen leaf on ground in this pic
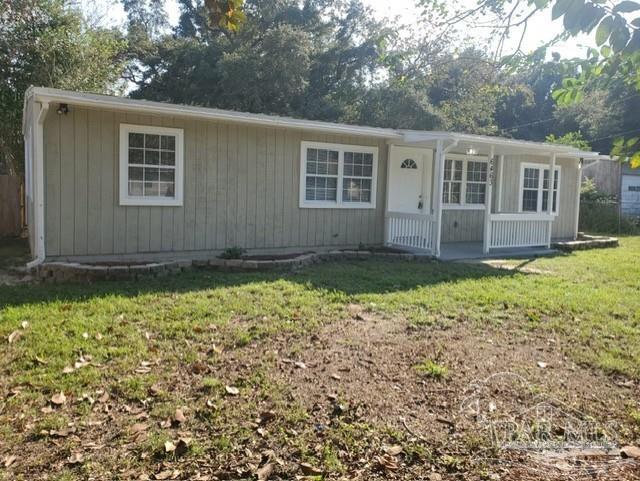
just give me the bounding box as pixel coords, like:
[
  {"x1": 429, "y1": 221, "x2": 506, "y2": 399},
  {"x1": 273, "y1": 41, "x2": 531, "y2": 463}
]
[
  {"x1": 256, "y1": 463, "x2": 274, "y2": 480},
  {"x1": 131, "y1": 423, "x2": 149, "y2": 433},
  {"x1": 154, "y1": 470, "x2": 179, "y2": 480},
  {"x1": 66, "y1": 453, "x2": 84, "y2": 465},
  {"x1": 51, "y1": 391, "x2": 66, "y2": 405},
  {"x1": 173, "y1": 408, "x2": 186, "y2": 424},
  {"x1": 95, "y1": 333, "x2": 103, "y2": 340},
  {"x1": 21, "y1": 321, "x2": 29, "y2": 329},
  {"x1": 3, "y1": 455, "x2": 17, "y2": 468},
  {"x1": 537, "y1": 361, "x2": 548, "y2": 369},
  {"x1": 377, "y1": 454, "x2": 400, "y2": 471},
  {"x1": 225, "y1": 385, "x2": 240, "y2": 396},
  {"x1": 621, "y1": 445, "x2": 640, "y2": 459},
  {"x1": 384, "y1": 445, "x2": 403, "y2": 456},
  {"x1": 7, "y1": 331, "x2": 21, "y2": 344},
  {"x1": 299, "y1": 463, "x2": 323, "y2": 476},
  {"x1": 294, "y1": 361, "x2": 307, "y2": 369},
  {"x1": 174, "y1": 438, "x2": 191, "y2": 456},
  {"x1": 62, "y1": 366, "x2": 74, "y2": 374}
]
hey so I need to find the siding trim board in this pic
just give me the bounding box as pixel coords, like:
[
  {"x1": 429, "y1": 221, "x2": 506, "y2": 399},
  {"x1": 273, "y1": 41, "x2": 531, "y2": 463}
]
[{"x1": 24, "y1": 88, "x2": 592, "y2": 262}]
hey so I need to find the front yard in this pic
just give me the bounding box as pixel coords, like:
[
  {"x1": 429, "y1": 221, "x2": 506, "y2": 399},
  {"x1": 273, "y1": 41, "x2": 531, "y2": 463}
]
[{"x1": 1, "y1": 239, "x2": 640, "y2": 480}]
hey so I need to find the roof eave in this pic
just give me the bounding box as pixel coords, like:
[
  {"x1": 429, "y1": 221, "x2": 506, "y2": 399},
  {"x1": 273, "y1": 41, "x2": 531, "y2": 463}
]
[{"x1": 31, "y1": 87, "x2": 402, "y2": 140}]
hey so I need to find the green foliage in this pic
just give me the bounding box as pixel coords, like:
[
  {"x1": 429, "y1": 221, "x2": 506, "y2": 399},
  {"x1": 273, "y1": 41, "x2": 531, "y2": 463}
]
[
  {"x1": 545, "y1": 131, "x2": 591, "y2": 150},
  {"x1": 219, "y1": 246, "x2": 245, "y2": 259},
  {"x1": 204, "y1": 0, "x2": 246, "y2": 31},
  {"x1": 0, "y1": 0, "x2": 127, "y2": 174},
  {"x1": 580, "y1": 177, "x2": 614, "y2": 202},
  {"x1": 414, "y1": 360, "x2": 448, "y2": 379}
]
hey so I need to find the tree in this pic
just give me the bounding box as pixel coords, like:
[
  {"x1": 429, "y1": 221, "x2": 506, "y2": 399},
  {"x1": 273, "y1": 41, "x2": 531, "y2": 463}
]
[
  {"x1": 0, "y1": 0, "x2": 127, "y2": 174},
  {"x1": 545, "y1": 131, "x2": 591, "y2": 150},
  {"x1": 445, "y1": 0, "x2": 640, "y2": 163}
]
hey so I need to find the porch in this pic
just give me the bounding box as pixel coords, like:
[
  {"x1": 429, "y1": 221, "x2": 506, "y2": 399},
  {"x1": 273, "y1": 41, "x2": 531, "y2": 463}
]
[{"x1": 383, "y1": 132, "x2": 586, "y2": 259}]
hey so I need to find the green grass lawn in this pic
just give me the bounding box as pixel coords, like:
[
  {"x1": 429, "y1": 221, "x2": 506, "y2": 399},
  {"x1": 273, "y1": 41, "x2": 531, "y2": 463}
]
[{"x1": 1, "y1": 238, "x2": 639, "y2": 480}]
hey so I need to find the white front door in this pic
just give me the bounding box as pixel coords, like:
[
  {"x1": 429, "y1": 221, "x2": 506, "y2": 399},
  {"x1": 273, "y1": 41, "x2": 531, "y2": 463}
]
[{"x1": 387, "y1": 146, "x2": 433, "y2": 213}]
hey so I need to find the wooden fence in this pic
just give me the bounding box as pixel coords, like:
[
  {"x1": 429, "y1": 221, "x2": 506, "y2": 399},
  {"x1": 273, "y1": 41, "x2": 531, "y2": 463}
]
[{"x1": 0, "y1": 175, "x2": 23, "y2": 237}]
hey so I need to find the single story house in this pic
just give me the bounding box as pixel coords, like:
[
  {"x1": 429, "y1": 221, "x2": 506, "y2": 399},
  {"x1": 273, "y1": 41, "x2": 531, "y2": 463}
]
[{"x1": 22, "y1": 87, "x2": 605, "y2": 266}]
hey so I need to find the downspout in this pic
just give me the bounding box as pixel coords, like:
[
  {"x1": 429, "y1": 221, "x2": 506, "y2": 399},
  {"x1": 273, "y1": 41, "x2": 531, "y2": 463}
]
[
  {"x1": 26, "y1": 99, "x2": 49, "y2": 270},
  {"x1": 433, "y1": 139, "x2": 458, "y2": 257}
]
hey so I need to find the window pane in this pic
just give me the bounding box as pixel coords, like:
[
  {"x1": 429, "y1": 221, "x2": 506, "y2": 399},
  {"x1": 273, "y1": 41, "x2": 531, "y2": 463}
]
[
  {"x1": 453, "y1": 161, "x2": 463, "y2": 181},
  {"x1": 343, "y1": 178, "x2": 371, "y2": 203},
  {"x1": 129, "y1": 166, "x2": 144, "y2": 181},
  {"x1": 144, "y1": 181, "x2": 159, "y2": 196},
  {"x1": 129, "y1": 133, "x2": 144, "y2": 148},
  {"x1": 161, "y1": 135, "x2": 175, "y2": 151},
  {"x1": 128, "y1": 181, "x2": 143, "y2": 196},
  {"x1": 465, "y1": 183, "x2": 486, "y2": 204},
  {"x1": 145, "y1": 134, "x2": 160, "y2": 149},
  {"x1": 144, "y1": 167, "x2": 159, "y2": 182},
  {"x1": 305, "y1": 175, "x2": 337, "y2": 201},
  {"x1": 467, "y1": 161, "x2": 487, "y2": 182},
  {"x1": 442, "y1": 182, "x2": 450, "y2": 202},
  {"x1": 522, "y1": 189, "x2": 538, "y2": 211},
  {"x1": 444, "y1": 159, "x2": 452, "y2": 181},
  {"x1": 129, "y1": 148, "x2": 144, "y2": 164},
  {"x1": 524, "y1": 168, "x2": 539, "y2": 189},
  {"x1": 450, "y1": 182, "x2": 461, "y2": 203},
  {"x1": 161, "y1": 151, "x2": 175, "y2": 166},
  {"x1": 145, "y1": 150, "x2": 160, "y2": 165},
  {"x1": 307, "y1": 148, "x2": 318, "y2": 162},
  {"x1": 159, "y1": 169, "x2": 175, "y2": 182},
  {"x1": 159, "y1": 182, "x2": 175, "y2": 197}
]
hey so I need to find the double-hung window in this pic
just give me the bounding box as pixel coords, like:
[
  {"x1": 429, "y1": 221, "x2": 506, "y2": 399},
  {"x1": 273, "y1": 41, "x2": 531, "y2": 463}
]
[
  {"x1": 519, "y1": 163, "x2": 561, "y2": 214},
  {"x1": 119, "y1": 124, "x2": 184, "y2": 206},
  {"x1": 442, "y1": 156, "x2": 488, "y2": 208},
  {"x1": 300, "y1": 141, "x2": 377, "y2": 208}
]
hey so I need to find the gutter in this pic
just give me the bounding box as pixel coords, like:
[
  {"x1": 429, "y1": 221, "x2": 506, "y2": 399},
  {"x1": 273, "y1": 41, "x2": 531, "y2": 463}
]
[{"x1": 26, "y1": 99, "x2": 49, "y2": 270}]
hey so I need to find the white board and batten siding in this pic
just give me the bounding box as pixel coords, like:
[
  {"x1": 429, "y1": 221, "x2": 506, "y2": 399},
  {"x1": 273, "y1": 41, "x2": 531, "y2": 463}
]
[{"x1": 42, "y1": 106, "x2": 388, "y2": 260}]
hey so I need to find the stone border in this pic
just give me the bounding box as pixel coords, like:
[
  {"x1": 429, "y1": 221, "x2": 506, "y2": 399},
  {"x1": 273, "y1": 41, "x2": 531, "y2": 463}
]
[
  {"x1": 552, "y1": 235, "x2": 619, "y2": 252},
  {"x1": 34, "y1": 250, "x2": 435, "y2": 282}
]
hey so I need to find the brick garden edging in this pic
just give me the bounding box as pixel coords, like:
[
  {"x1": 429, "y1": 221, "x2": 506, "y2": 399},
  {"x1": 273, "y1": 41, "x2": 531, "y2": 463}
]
[{"x1": 34, "y1": 250, "x2": 434, "y2": 282}]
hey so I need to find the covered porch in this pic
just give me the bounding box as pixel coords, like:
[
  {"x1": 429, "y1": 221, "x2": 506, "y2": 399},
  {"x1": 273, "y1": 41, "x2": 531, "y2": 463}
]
[{"x1": 383, "y1": 132, "x2": 588, "y2": 259}]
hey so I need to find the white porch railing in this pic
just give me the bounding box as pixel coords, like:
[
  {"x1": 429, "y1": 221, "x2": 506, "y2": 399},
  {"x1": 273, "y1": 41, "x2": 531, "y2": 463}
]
[
  {"x1": 488, "y1": 213, "x2": 553, "y2": 249},
  {"x1": 385, "y1": 212, "x2": 435, "y2": 251}
]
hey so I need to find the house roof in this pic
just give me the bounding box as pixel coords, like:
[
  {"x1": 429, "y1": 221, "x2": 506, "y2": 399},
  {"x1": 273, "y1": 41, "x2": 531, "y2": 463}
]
[
  {"x1": 26, "y1": 86, "x2": 606, "y2": 158},
  {"x1": 26, "y1": 87, "x2": 402, "y2": 140}
]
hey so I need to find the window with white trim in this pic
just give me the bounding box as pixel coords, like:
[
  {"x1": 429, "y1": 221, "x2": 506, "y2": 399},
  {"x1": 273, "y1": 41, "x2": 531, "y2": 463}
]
[
  {"x1": 442, "y1": 156, "x2": 488, "y2": 207},
  {"x1": 519, "y1": 163, "x2": 561, "y2": 214},
  {"x1": 119, "y1": 124, "x2": 184, "y2": 206},
  {"x1": 300, "y1": 141, "x2": 377, "y2": 208}
]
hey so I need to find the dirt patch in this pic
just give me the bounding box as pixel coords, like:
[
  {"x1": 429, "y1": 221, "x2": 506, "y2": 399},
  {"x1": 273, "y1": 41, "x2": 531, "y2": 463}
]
[{"x1": 255, "y1": 305, "x2": 640, "y2": 480}]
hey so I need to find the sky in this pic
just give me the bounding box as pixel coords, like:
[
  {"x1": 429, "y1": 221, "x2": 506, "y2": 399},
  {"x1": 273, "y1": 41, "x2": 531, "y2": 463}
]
[{"x1": 79, "y1": 0, "x2": 594, "y2": 60}]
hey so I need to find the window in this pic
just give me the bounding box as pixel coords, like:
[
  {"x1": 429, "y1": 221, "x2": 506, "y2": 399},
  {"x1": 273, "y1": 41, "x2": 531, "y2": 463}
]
[
  {"x1": 401, "y1": 158, "x2": 417, "y2": 169},
  {"x1": 465, "y1": 161, "x2": 487, "y2": 204},
  {"x1": 629, "y1": 185, "x2": 640, "y2": 192},
  {"x1": 119, "y1": 124, "x2": 184, "y2": 206},
  {"x1": 442, "y1": 156, "x2": 488, "y2": 207},
  {"x1": 519, "y1": 163, "x2": 561, "y2": 214},
  {"x1": 300, "y1": 141, "x2": 377, "y2": 208}
]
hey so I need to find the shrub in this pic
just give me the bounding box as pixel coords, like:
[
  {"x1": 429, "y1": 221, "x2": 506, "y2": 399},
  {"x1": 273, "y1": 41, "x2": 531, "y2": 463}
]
[{"x1": 219, "y1": 246, "x2": 245, "y2": 259}]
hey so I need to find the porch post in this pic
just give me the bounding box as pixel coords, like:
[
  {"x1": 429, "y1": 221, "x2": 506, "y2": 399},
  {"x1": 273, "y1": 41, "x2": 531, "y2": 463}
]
[
  {"x1": 496, "y1": 154, "x2": 505, "y2": 212},
  {"x1": 546, "y1": 153, "x2": 557, "y2": 248},
  {"x1": 384, "y1": 143, "x2": 394, "y2": 246},
  {"x1": 482, "y1": 146, "x2": 495, "y2": 254},
  {"x1": 433, "y1": 139, "x2": 445, "y2": 257}
]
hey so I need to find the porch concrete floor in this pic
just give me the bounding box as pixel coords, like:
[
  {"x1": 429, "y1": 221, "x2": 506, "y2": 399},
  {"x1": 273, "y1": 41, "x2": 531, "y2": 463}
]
[{"x1": 439, "y1": 242, "x2": 560, "y2": 261}]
